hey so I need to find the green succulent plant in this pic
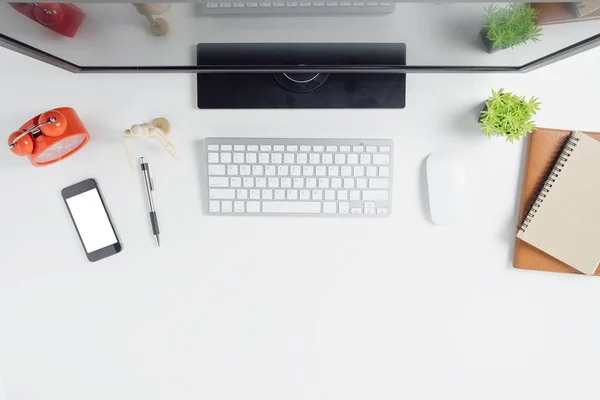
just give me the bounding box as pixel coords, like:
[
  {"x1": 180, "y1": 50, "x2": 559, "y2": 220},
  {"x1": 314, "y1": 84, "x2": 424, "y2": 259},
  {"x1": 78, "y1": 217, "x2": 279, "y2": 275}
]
[
  {"x1": 483, "y1": 3, "x2": 542, "y2": 50},
  {"x1": 479, "y1": 89, "x2": 541, "y2": 143}
]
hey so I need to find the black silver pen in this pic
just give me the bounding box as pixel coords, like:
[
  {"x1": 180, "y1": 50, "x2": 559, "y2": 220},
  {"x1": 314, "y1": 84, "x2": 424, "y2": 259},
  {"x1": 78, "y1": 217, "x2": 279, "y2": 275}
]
[{"x1": 140, "y1": 157, "x2": 160, "y2": 247}]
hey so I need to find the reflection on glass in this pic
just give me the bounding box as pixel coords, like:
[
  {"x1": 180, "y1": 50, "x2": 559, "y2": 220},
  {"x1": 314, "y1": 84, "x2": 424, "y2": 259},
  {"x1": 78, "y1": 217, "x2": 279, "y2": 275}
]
[{"x1": 0, "y1": 2, "x2": 598, "y2": 68}]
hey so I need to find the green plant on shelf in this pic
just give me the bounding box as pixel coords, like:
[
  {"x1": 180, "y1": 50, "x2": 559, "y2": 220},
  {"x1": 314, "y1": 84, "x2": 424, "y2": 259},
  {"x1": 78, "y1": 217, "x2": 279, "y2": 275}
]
[
  {"x1": 483, "y1": 3, "x2": 542, "y2": 50},
  {"x1": 479, "y1": 89, "x2": 541, "y2": 143}
]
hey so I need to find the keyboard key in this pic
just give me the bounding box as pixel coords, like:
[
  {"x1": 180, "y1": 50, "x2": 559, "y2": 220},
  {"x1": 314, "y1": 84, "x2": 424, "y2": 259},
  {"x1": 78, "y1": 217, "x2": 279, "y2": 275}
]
[
  {"x1": 351, "y1": 208, "x2": 363, "y2": 214},
  {"x1": 284, "y1": 153, "x2": 295, "y2": 164},
  {"x1": 318, "y1": 178, "x2": 330, "y2": 188},
  {"x1": 246, "y1": 153, "x2": 257, "y2": 164},
  {"x1": 208, "y1": 153, "x2": 219, "y2": 163},
  {"x1": 366, "y1": 145, "x2": 377, "y2": 152},
  {"x1": 299, "y1": 145, "x2": 311, "y2": 152},
  {"x1": 313, "y1": 145, "x2": 325, "y2": 152},
  {"x1": 256, "y1": 177, "x2": 267, "y2": 187},
  {"x1": 250, "y1": 189, "x2": 261, "y2": 199},
  {"x1": 286, "y1": 145, "x2": 298, "y2": 151},
  {"x1": 303, "y1": 166, "x2": 314, "y2": 176},
  {"x1": 297, "y1": 153, "x2": 308, "y2": 164},
  {"x1": 221, "y1": 145, "x2": 233, "y2": 151},
  {"x1": 339, "y1": 202, "x2": 350, "y2": 213},
  {"x1": 312, "y1": 190, "x2": 323, "y2": 200},
  {"x1": 326, "y1": 145, "x2": 338, "y2": 152},
  {"x1": 222, "y1": 200, "x2": 233, "y2": 212},
  {"x1": 365, "y1": 207, "x2": 376, "y2": 215},
  {"x1": 366, "y1": 166, "x2": 377, "y2": 177},
  {"x1": 265, "y1": 166, "x2": 276, "y2": 176},
  {"x1": 209, "y1": 189, "x2": 236, "y2": 199},
  {"x1": 260, "y1": 145, "x2": 271, "y2": 151},
  {"x1": 369, "y1": 178, "x2": 389, "y2": 189},
  {"x1": 243, "y1": 177, "x2": 254, "y2": 187},
  {"x1": 339, "y1": 145, "x2": 351, "y2": 152},
  {"x1": 237, "y1": 189, "x2": 248, "y2": 199},
  {"x1": 353, "y1": 145, "x2": 364, "y2": 152},
  {"x1": 299, "y1": 189, "x2": 310, "y2": 200},
  {"x1": 281, "y1": 178, "x2": 292, "y2": 188},
  {"x1": 234, "y1": 201, "x2": 245, "y2": 213},
  {"x1": 373, "y1": 154, "x2": 390, "y2": 165},
  {"x1": 360, "y1": 154, "x2": 372, "y2": 164},
  {"x1": 209, "y1": 165, "x2": 226, "y2": 175},
  {"x1": 227, "y1": 165, "x2": 239, "y2": 175},
  {"x1": 248, "y1": 145, "x2": 260, "y2": 152},
  {"x1": 287, "y1": 189, "x2": 298, "y2": 200},
  {"x1": 247, "y1": 201, "x2": 261, "y2": 213},
  {"x1": 221, "y1": 153, "x2": 232, "y2": 163},
  {"x1": 316, "y1": 166, "x2": 327, "y2": 176},
  {"x1": 230, "y1": 177, "x2": 242, "y2": 187},
  {"x1": 290, "y1": 166, "x2": 301, "y2": 176},
  {"x1": 362, "y1": 190, "x2": 389, "y2": 201},
  {"x1": 207, "y1": 144, "x2": 219, "y2": 151},
  {"x1": 271, "y1": 153, "x2": 283, "y2": 164},
  {"x1": 354, "y1": 166, "x2": 365, "y2": 176},
  {"x1": 379, "y1": 145, "x2": 391, "y2": 152},
  {"x1": 306, "y1": 178, "x2": 317, "y2": 188},
  {"x1": 274, "y1": 190, "x2": 286, "y2": 200},
  {"x1": 209, "y1": 177, "x2": 229, "y2": 187},
  {"x1": 379, "y1": 166, "x2": 390, "y2": 177},
  {"x1": 341, "y1": 166, "x2": 352, "y2": 176},
  {"x1": 293, "y1": 178, "x2": 304, "y2": 188},
  {"x1": 274, "y1": 145, "x2": 285, "y2": 151},
  {"x1": 263, "y1": 201, "x2": 321, "y2": 214},
  {"x1": 209, "y1": 200, "x2": 220, "y2": 212},
  {"x1": 240, "y1": 165, "x2": 251, "y2": 175},
  {"x1": 331, "y1": 178, "x2": 342, "y2": 188},
  {"x1": 309, "y1": 154, "x2": 320, "y2": 164},
  {"x1": 259, "y1": 153, "x2": 270, "y2": 163},
  {"x1": 268, "y1": 177, "x2": 279, "y2": 188},
  {"x1": 344, "y1": 178, "x2": 355, "y2": 188},
  {"x1": 328, "y1": 166, "x2": 340, "y2": 176},
  {"x1": 334, "y1": 153, "x2": 346, "y2": 164},
  {"x1": 323, "y1": 202, "x2": 337, "y2": 214},
  {"x1": 262, "y1": 189, "x2": 273, "y2": 200},
  {"x1": 377, "y1": 208, "x2": 388, "y2": 215},
  {"x1": 337, "y1": 189, "x2": 348, "y2": 200},
  {"x1": 278, "y1": 165, "x2": 289, "y2": 175},
  {"x1": 356, "y1": 178, "x2": 367, "y2": 189},
  {"x1": 324, "y1": 190, "x2": 335, "y2": 200},
  {"x1": 322, "y1": 154, "x2": 333, "y2": 164},
  {"x1": 347, "y1": 154, "x2": 359, "y2": 164},
  {"x1": 234, "y1": 144, "x2": 245, "y2": 151},
  {"x1": 350, "y1": 190, "x2": 360, "y2": 200},
  {"x1": 252, "y1": 165, "x2": 264, "y2": 175}
]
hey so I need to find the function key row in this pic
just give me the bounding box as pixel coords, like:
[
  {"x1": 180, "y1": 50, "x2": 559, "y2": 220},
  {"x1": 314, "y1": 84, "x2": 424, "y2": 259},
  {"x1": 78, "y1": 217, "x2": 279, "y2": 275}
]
[{"x1": 207, "y1": 144, "x2": 391, "y2": 153}]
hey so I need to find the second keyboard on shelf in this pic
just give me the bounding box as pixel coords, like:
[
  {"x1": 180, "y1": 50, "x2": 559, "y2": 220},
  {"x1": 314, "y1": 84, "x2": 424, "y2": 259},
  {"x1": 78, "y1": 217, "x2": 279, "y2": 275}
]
[{"x1": 204, "y1": 138, "x2": 393, "y2": 216}]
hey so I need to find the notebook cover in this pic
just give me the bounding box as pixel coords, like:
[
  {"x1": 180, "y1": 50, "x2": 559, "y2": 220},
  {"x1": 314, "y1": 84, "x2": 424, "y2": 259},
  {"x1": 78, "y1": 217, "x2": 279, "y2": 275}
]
[
  {"x1": 514, "y1": 128, "x2": 600, "y2": 275},
  {"x1": 531, "y1": 2, "x2": 600, "y2": 25}
]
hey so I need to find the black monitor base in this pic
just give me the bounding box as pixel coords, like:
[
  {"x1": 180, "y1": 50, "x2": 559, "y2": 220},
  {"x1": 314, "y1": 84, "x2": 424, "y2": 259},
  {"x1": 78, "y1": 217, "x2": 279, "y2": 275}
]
[
  {"x1": 196, "y1": 43, "x2": 406, "y2": 109},
  {"x1": 197, "y1": 72, "x2": 406, "y2": 109}
]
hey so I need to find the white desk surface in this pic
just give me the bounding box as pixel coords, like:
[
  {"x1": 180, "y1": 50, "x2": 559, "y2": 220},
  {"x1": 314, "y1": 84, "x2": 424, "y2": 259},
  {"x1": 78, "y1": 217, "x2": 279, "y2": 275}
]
[{"x1": 1, "y1": 46, "x2": 600, "y2": 400}]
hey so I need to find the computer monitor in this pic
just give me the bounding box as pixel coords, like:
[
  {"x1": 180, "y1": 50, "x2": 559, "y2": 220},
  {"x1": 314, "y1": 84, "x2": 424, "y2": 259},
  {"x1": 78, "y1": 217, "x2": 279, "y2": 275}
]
[{"x1": 1, "y1": 1, "x2": 599, "y2": 108}]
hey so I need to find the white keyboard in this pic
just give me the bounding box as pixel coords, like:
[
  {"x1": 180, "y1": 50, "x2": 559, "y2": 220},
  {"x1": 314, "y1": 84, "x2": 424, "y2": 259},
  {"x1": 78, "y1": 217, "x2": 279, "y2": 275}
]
[
  {"x1": 204, "y1": 138, "x2": 393, "y2": 216},
  {"x1": 201, "y1": 2, "x2": 395, "y2": 16}
]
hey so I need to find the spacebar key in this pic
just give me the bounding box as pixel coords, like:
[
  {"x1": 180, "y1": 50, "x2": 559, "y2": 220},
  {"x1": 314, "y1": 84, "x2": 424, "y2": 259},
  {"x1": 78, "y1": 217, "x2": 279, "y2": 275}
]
[{"x1": 263, "y1": 202, "x2": 322, "y2": 213}]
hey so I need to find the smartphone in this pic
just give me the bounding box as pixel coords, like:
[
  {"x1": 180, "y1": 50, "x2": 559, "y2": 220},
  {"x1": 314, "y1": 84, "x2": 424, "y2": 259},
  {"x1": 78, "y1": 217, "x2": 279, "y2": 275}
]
[{"x1": 62, "y1": 179, "x2": 122, "y2": 262}]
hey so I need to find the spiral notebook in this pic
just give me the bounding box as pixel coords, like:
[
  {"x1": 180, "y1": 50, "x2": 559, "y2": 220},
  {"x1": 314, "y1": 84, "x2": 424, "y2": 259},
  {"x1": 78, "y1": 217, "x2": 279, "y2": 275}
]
[{"x1": 517, "y1": 131, "x2": 600, "y2": 275}]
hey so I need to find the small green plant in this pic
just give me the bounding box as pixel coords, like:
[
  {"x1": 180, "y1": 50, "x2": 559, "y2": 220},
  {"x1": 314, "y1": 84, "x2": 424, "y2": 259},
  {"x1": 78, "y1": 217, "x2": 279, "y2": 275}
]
[
  {"x1": 479, "y1": 88, "x2": 541, "y2": 143},
  {"x1": 483, "y1": 3, "x2": 542, "y2": 50}
]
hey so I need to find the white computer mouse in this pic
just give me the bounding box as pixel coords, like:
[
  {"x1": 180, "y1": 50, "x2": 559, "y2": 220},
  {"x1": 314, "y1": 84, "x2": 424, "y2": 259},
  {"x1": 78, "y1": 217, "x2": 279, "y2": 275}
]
[{"x1": 426, "y1": 153, "x2": 467, "y2": 225}]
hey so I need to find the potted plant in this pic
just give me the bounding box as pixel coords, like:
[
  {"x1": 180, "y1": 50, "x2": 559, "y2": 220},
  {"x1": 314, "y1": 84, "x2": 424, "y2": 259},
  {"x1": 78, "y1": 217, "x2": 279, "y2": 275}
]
[
  {"x1": 481, "y1": 3, "x2": 542, "y2": 53},
  {"x1": 479, "y1": 88, "x2": 541, "y2": 143}
]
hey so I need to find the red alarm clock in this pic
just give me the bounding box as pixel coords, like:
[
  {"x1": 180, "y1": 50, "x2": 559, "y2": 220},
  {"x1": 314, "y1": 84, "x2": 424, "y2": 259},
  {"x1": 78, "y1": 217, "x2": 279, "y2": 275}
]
[{"x1": 7, "y1": 107, "x2": 90, "y2": 167}]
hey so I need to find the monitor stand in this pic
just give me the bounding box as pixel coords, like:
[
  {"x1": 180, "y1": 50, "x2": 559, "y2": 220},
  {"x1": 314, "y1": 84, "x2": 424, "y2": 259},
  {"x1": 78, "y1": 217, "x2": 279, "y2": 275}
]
[{"x1": 196, "y1": 43, "x2": 406, "y2": 109}]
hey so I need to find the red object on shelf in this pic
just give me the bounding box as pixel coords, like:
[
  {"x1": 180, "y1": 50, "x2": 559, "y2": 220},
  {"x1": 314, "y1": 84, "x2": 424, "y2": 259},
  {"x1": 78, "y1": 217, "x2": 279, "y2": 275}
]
[{"x1": 9, "y1": 3, "x2": 85, "y2": 38}]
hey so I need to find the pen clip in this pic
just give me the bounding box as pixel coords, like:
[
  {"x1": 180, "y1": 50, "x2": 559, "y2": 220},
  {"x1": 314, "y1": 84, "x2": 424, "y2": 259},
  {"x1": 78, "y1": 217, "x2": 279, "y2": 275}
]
[{"x1": 148, "y1": 164, "x2": 154, "y2": 191}]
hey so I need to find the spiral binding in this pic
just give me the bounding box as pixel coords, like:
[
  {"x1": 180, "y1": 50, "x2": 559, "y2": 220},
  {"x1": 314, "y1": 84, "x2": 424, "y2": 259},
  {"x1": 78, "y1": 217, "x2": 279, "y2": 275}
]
[{"x1": 519, "y1": 133, "x2": 581, "y2": 233}]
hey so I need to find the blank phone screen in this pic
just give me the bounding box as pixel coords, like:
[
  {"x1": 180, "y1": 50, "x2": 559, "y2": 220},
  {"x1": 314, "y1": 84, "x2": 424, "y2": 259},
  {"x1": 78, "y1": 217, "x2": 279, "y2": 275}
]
[{"x1": 66, "y1": 189, "x2": 118, "y2": 253}]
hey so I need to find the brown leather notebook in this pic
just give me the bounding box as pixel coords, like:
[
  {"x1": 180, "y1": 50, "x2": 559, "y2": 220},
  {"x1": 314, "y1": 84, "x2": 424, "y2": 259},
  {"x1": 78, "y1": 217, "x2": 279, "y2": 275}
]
[
  {"x1": 514, "y1": 127, "x2": 600, "y2": 275},
  {"x1": 531, "y1": 2, "x2": 600, "y2": 25}
]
